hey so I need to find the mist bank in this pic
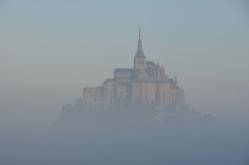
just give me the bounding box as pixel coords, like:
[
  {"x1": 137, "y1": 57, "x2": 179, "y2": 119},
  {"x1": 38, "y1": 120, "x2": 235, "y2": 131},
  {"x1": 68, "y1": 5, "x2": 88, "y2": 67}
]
[
  {"x1": 0, "y1": 119, "x2": 248, "y2": 165},
  {"x1": 0, "y1": 105, "x2": 248, "y2": 165},
  {"x1": 54, "y1": 103, "x2": 215, "y2": 132}
]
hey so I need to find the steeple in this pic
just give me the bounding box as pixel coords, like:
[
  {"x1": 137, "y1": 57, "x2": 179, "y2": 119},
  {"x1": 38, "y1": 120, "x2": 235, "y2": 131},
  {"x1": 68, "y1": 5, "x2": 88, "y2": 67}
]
[
  {"x1": 135, "y1": 26, "x2": 145, "y2": 58},
  {"x1": 138, "y1": 26, "x2": 142, "y2": 49}
]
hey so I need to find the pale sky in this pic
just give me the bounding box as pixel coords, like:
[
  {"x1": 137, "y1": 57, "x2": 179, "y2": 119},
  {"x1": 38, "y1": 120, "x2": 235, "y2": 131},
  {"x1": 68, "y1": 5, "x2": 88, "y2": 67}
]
[{"x1": 1, "y1": 0, "x2": 249, "y2": 124}]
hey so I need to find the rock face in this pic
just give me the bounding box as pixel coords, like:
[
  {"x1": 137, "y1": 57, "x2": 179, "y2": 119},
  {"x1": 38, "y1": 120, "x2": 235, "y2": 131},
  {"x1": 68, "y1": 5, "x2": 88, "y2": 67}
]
[{"x1": 55, "y1": 102, "x2": 215, "y2": 133}]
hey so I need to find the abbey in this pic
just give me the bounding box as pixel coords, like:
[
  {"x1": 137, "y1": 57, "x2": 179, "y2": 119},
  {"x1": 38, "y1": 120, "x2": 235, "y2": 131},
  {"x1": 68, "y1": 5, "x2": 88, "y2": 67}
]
[{"x1": 83, "y1": 29, "x2": 185, "y2": 106}]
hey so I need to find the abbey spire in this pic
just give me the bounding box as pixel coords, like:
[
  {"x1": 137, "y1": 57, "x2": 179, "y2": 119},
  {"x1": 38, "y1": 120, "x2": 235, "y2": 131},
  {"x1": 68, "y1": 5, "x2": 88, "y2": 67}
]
[
  {"x1": 135, "y1": 26, "x2": 145, "y2": 58},
  {"x1": 138, "y1": 26, "x2": 142, "y2": 49}
]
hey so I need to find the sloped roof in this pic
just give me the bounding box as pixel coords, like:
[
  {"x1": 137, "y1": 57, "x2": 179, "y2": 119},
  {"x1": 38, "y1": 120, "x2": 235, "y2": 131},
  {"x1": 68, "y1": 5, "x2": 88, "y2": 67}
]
[{"x1": 135, "y1": 49, "x2": 145, "y2": 58}]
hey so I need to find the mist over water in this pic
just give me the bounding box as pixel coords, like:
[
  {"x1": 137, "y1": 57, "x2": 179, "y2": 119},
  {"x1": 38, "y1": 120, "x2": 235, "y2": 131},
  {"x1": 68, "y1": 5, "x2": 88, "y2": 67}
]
[{"x1": 0, "y1": 107, "x2": 249, "y2": 165}]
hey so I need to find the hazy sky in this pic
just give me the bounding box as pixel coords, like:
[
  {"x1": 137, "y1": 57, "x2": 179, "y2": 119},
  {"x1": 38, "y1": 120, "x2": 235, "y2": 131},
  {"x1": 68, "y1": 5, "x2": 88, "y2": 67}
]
[{"x1": 1, "y1": 0, "x2": 249, "y2": 124}]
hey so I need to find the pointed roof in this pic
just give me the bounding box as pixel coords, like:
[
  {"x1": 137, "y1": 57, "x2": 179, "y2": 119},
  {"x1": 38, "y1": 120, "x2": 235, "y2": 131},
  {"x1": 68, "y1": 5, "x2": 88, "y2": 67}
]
[{"x1": 135, "y1": 26, "x2": 145, "y2": 58}]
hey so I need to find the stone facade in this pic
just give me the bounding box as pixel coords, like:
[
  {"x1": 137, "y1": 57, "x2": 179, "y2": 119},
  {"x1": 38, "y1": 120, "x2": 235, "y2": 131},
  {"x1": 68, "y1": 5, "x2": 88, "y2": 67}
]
[{"x1": 83, "y1": 29, "x2": 185, "y2": 106}]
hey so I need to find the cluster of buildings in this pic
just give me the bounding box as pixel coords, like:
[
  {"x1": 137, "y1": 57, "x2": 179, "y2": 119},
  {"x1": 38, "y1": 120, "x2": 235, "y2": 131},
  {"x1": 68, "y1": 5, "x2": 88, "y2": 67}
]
[{"x1": 83, "y1": 29, "x2": 185, "y2": 106}]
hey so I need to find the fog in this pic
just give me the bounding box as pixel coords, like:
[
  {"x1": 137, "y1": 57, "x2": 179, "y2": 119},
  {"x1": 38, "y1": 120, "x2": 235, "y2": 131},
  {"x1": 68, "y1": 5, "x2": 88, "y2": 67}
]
[
  {"x1": 0, "y1": 109, "x2": 249, "y2": 165},
  {"x1": 1, "y1": 0, "x2": 249, "y2": 164}
]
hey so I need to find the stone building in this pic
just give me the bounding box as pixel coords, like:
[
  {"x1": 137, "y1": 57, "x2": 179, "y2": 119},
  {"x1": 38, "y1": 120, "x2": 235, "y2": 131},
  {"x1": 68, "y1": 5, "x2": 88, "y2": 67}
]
[{"x1": 83, "y1": 28, "x2": 185, "y2": 106}]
